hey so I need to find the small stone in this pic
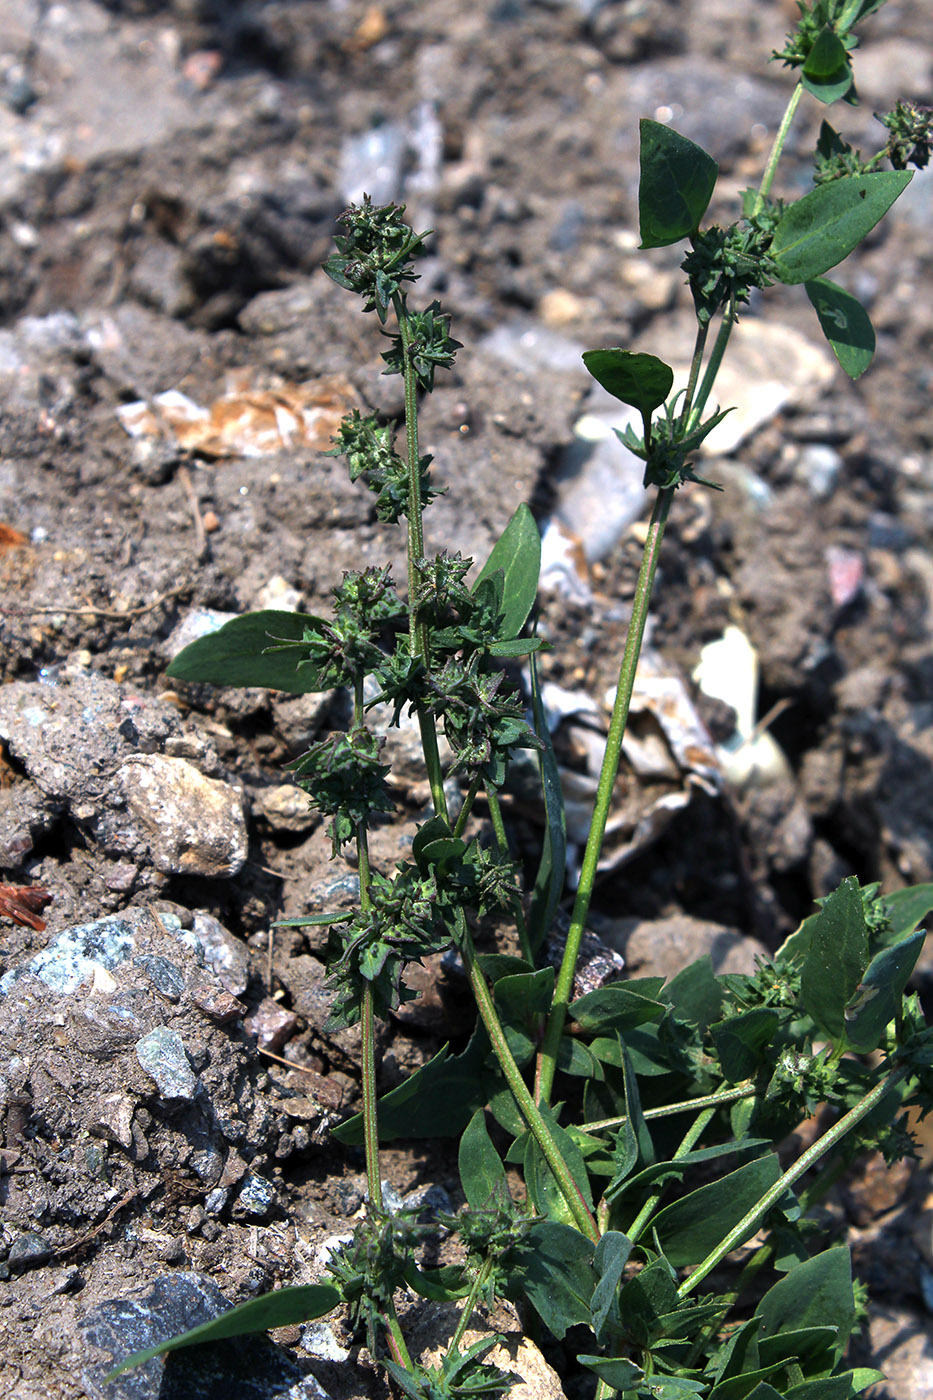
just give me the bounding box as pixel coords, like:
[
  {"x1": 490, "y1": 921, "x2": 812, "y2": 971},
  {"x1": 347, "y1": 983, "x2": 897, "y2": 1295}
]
[
  {"x1": 603, "y1": 914, "x2": 769, "y2": 981},
  {"x1": 104, "y1": 862, "x2": 138, "y2": 892},
  {"x1": 87, "y1": 1093, "x2": 136, "y2": 1149},
  {"x1": 191, "y1": 911, "x2": 249, "y2": 997},
  {"x1": 117, "y1": 753, "x2": 247, "y2": 877},
  {"x1": 245, "y1": 996, "x2": 300, "y2": 1052},
  {"x1": 234, "y1": 1172, "x2": 276, "y2": 1219},
  {"x1": 8, "y1": 1232, "x2": 53, "y2": 1269},
  {"x1": 134, "y1": 954, "x2": 186, "y2": 1002},
  {"x1": 135, "y1": 1026, "x2": 198, "y2": 1102},
  {"x1": 204, "y1": 1187, "x2": 229, "y2": 1216},
  {"x1": 202, "y1": 510, "x2": 220, "y2": 533},
  {"x1": 189, "y1": 976, "x2": 246, "y2": 1024},
  {"x1": 256, "y1": 782, "x2": 314, "y2": 833}
]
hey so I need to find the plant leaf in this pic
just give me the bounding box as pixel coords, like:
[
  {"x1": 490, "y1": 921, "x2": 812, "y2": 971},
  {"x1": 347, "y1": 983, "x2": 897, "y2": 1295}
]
[
  {"x1": 166, "y1": 610, "x2": 330, "y2": 693},
  {"x1": 652, "y1": 1154, "x2": 782, "y2": 1267},
  {"x1": 473, "y1": 502, "x2": 541, "y2": 640},
  {"x1": 801, "y1": 27, "x2": 853, "y2": 104},
  {"x1": 756, "y1": 1249, "x2": 855, "y2": 1361},
  {"x1": 883, "y1": 883, "x2": 933, "y2": 943},
  {"x1": 578, "y1": 1356, "x2": 644, "y2": 1389},
  {"x1": 771, "y1": 172, "x2": 912, "y2": 285},
  {"x1": 332, "y1": 1024, "x2": 488, "y2": 1144},
  {"x1": 591, "y1": 1230, "x2": 633, "y2": 1341},
  {"x1": 570, "y1": 981, "x2": 667, "y2": 1033},
  {"x1": 582, "y1": 348, "x2": 674, "y2": 416},
  {"x1": 505, "y1": 1220, "x2": 596, "y2": 1339},
  {"x1": 805, "y1": 277, "x2": 875, "y2": 378},
  {"x1": 638, "y1": 119, "x2": 719, "y2": 248},
  {"x1": 495, "y1": 967, "x2": 555, "y2": 1067},
  {"x1": 524, "y1": 1102, "x2": 594, "y2": 1226},
  {"x1": 103, "y1": 1284, "x2": 340, "y2": 1379},
  {"x1": 844, "y1": 928, "x2": 925, "y2": 1053},
  {"x1": 459, "y1": 1109, "x2": 509, "y2": 1211},
  {"x1": 800, "y1": 876, "x2": 869, "y2": 1040}
]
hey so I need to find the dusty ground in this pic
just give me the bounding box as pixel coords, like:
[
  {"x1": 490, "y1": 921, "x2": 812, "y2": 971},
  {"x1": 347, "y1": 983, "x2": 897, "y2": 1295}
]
[{"x1": 0, "y1": 1, "x2": 932, "y2": 1396}]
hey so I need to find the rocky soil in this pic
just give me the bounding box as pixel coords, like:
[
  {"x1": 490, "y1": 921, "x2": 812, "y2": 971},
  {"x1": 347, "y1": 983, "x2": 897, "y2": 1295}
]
[{"x1": 0, "y1": 1, "x2": 932, "y2": 1397}]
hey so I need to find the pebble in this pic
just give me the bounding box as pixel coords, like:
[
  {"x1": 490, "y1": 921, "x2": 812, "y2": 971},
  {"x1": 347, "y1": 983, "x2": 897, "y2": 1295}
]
[
  {"x1": 796, "y1": 443, "x2": 842, "y2": 500},
  {"x1": 7, "y1": 1232, "x2": 53, "y2": 1270},
  {"x1": 191, "y1": 911, "x2": 250, "y2": 998},
  {"x1": 135, "y1": 1026, "x2": 199, "y2": 1103},
  {"x1": 117, "y1": 754, "x2": 247, "y2": 877},
  {"x1": 235, "y1": 1172, "x2": 277, "y2": 1219},
  {"x1": 245, "y1": 996, "x2": 300, "y2": 1052},
  {"x1": 339, "y1": 121, "x2": 407, "y2": 206},
  {"x1": 599, "y1": 913, "x2": 769, "y2": 981},
  {"x1": 551, "y1": 409, "x2": 649, "y2": 563},
  {"x1": 256, "y1": 783, "x2": 315, "y2": 833}
]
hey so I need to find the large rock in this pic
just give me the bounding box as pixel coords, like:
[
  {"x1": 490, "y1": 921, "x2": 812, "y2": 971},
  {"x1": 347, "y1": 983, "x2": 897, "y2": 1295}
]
[{"x1": 117, "y1": 754, "x2": 247, "y2": 877}]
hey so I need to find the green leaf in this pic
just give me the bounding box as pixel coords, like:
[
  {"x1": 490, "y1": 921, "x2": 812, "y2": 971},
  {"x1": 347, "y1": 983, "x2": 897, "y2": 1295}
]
[
  {"x1": 608, "y1": 1138, "x2": 773, "y2": 1206},
  {"x1": 801, "y1": 27, "x2": 853, "y2": 104},
  {"x1": 103, "y1": 1284, "x2": 340, "y2": 1379},
  {"x1": 524, "y1": 1102, "x2": 594, "y2": 1226},
  {"x1": 805, "y1": 278, "x2": 875, "y2": 378},
  {"x1": 505, "y1": 1220, "x2": 596, "y2": 1339},
  {"x1": 166, "y1": 610, "x2": 330, "y2": 693},
  {"x1": 459, "y1": 1110, "x2": 509, "y2": 1211},
  {"x1": 272, "y1": 912, "x2": 354, "y2": 929},
  {"x1": 473, "y1": 502, "x2": 541, "y2": 640},
  {"x1": 527, "y1": 648, "x2": 566, "y2": 954},
  {"x1": 756, "y1": 1249, "x2": 855, "y2": 1361},
  {"x1": 800, "y1": 877, "x2": 869, "y2": 1040},
  {"x1": 402, "y1": 1260, "x2": 472, "y2": 1302},
  {"x1": 712, "y1": 1007, "x2": 781, "y2": 1083},
  {"x1": 494, "y1": 967, "x2": 555, "y2": 1067},
  {"x1": 615, "y1": 1256, "x2": 678, "y2": 1347},
  {"x1": 771, "y1": 172, "x2": 913, "y2": 284},
  {"x1": 591, "y1": 1229, "x2": 633, "y2": 1340},
  {"x1": 758, "y1": 1326, "x2": 839, "y2": 1370},
  {"x1": 570, "y1": 981, "x2": 667, "y2": 1033},
  {"x1": 783, "y1": 1377, "x2": 861, "y2": 1400},
  {"x1": 638, "y1": 118, "x2": 719, "y2": 248},
  {"x1": 884, "y1": 883, "x2": 933, "y2": 943},
  {"x1": 843, "y1": 928, "x2": 925, "y2": 1053},
  {"x1": 577, "y1": 1356, "x2": 644, "y2": 1389},
  {"x1": 582, "y1": 349, "x2": 674, "y2": 416},
  {"x1": 663, "y1": 956, "x2": 723, "y2": 1031},
  {"x1": 333, "y1": 1026, "x2": 487, "y2": 1144},
  {"x1": 652, "y1": 1155, "x2": 782, "y2": 1267}
]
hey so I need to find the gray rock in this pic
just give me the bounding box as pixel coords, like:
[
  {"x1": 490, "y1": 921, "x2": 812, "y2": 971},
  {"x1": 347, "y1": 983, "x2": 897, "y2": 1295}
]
[
  {"x1": 135, "y1": 1027, "x2": 199, "y2": 1104},
  {"x1": 599, "y1": 913, "x2": 768, "y2": 981},
  {"x1": 235, "y1": 1173, "x2": 277, "y2": 1219},
  {"x1": 117, "y1": 754, "x2": 247, "y2": 877},
  {"x1": 191, "y1": 912, "x2": 250, "y2": 998},
  {"x1": 7, "y1": 1231, "x2": 53, "y2": 1269},
  {"x1": 80, "y1": 1271, "x2": 331, "y2": 1400},
  {"x1": 0, "y1": 909, "x2": 143, "y2": 996}
]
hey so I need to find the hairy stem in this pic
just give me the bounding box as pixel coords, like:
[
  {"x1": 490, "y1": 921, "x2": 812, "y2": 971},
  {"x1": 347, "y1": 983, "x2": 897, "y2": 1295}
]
[
  {"x1": 486, "y1": 785, "x2": 533, "y2": 963},
  {"x1": 460, "y1": 921, "x2": 599, "y2": 1242},
  {"x1": 677, "y1": 1064, "x2": 909, "y2": 1297},
  {"x1": 687, "y1": 297, "x2": 736, "y2": 432},
  {"x1": 536, "y1": 486, "x2": 675, "y2": 1105},
  {"x1": 625, "y1": 1107, "x2": 716, "y2": 1243},
  {"x1": 449, "y1": 1257, "x2": 494, "y2": 1355},
  {"x1": 582, "y1": 1080, "x2": 756, "y2": 1133},
  {"x1": 752, "y1": 81, "x2": 805, "y2": 218},
  {"x1": 679, "y1": 319, "x2": 710, "y2": 432}
]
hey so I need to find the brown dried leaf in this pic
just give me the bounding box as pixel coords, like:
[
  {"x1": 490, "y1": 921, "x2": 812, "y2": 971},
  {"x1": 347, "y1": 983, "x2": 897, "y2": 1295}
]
[{"x1": 0, "y1": 883, "x2": 53, "y2": 932}]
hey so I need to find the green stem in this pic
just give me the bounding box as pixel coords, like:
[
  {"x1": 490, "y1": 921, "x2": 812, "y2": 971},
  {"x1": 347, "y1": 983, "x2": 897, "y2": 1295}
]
[
  {"x1": 393, "y1": 290, "x2": 449, "y2": 823},
  {"x1": 357, "y1": 824, "x2": 382, "y2": 1213},
  {"x1": 449, "y1": 1257, "x2": 494, "y2": 1355},
  {"x1": 677, "y1": 1064, "x2": 909, "y2": 1298},
  {"x1": 594, "y1": 1381, "x2": 615, "y2": 1400},
  {"x1": 383, "y1": 1304, "x2": 413, "y2": 1369},
  {"x1": 687, "y1": 299, "x2": 736, "y2": 432},
  {"x1": 536, "y1": 486, "x2": 675, "y2": 1106},
  {"x1": 625, "y1": 1107, "x2": 716, "y2": 1244},
  {"x1": 460, "y1": 922, "x2": 600, "y2": 1242},
  {"x1": 678, "y1": 319, "x2": 709, "y2": 432},
  {"x1": 453, "y1": 771, "x2": 482, "y2": 838},
  {"x1": 582, "y1": 1081, "x2": 756, "y2": 1134},
  {"x1": 486, "y1": 785, "x2": 533, "y2": 964},
  {"x1": 752, "y1": 81, "x2": 805, "y2": 218}
]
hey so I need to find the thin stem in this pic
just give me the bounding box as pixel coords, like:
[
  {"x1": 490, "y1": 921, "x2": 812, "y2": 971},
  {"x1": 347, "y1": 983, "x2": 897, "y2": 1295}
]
[
  {"x1": 460, "y1": 920, "x2": 600, "y2": 1242},
  {"x1": 678, "y1": 319, "x2": 710, "y2": 432},
  {"x1": 383, "y1": 1304, "x2": 413, "y2": 1369},
  {"x1": 677, "y1": 1064, "x2": 909, "y2": 1298},
  {"x1": 449, "y1": 1257, "x2": 494, "y2": 1355},
  {"x1": 453, "y1": 771, "x2": 482, "y2": 838},
  {"x1": 582, "y1": 1081, "x2": 756, "y2": 1134},
  {"x1": 687, "y1": 298, "x2": 736, "y2": 432},
  {"x1": 357, "y1": 822, "x2": 382, "y2": 1213},
  {"x1": 536, "y1": 486, "x2": 675, "y2": 1106},
  {"x1": 486, "y1": 785, "x2": 533, "y2": 963},
  {"x1": 752, "y1": 81, "x2": 805, "y2": 217},
  {"x1": 393, "y1": 290, "x2": 449, "y2": 822},
  {"x1": 625, "y1": 1107, "x2": 716, "y2": 1244}
]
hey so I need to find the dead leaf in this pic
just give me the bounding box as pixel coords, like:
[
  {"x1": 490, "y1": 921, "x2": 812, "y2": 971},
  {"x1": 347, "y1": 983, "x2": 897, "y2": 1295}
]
[
  {"x1": 0, "y1": 522, "x2": 28, "y2": 551},
  {"x1": 0, "y1": 883, "x2": 53, "y2": 932},
  {"x1": 115, "y1": 375, "x2": 357, "y2": 460}
]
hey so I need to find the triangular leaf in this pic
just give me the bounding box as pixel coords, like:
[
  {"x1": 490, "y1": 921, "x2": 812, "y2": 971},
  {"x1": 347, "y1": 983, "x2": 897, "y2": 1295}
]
[
  {"x1": 583, "y1": 348, "x2": 674, "y2": 416},
  {"x1": 638, "y1": 119, "x2": 719, "y2": 248},
  {"x1": 652, "y1": 1155, "x2": 782, "y2": 1267},
  {"x1": 473, "y1": 502, "x2": 541, "y2": 640},
  {"x1": 166, "y1": 610, "x2": 330, "y2": 693},
  {"x1": 800, "y1": 877, "x2": 869, "y2": 1040},
  {"x1": 459, "y1": 1110, "x2": 509, "y2": 1211}
]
